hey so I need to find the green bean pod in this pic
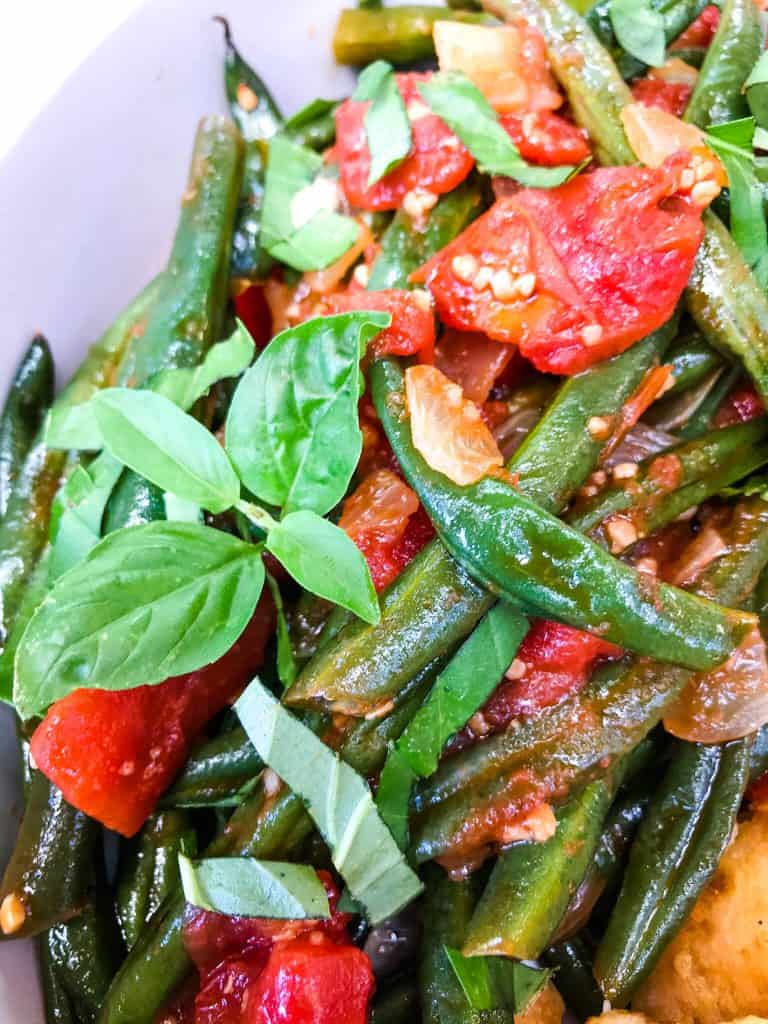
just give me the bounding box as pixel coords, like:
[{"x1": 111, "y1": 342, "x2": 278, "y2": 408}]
[
  {"x1": 0, "y1": 335, "x2": 54, "y2": 520},
  {"x1": 370, "y1": 974, "x2": 419, "y2": 1023},
  {"x1": 284, "y1": 103, "x2": 340, "y2": 152},
  {"x1": 663, "y1": 331, "x2": 724, "y2": 398},
  {"x1": 411, "y1": 497, "x2": 768, "y2": 862},
  {"x1": 38, "y1": 933, "x2": 78, "y2": 1024},
  {"x1": 567, "y1": 418, "x2": 768, "y2": 552},
  {"x1": 684, "y1": 0, "x2": 761, "y2": 128},
  {"x1": 594, "y1": 737, "x2": 752, "y2": 1005},
  {"x1": 750, "y1": 723, "x2": 768, "y2": 782},
  {"x1": 542, "y1": 936, "x2": 603, "y2": 1022},
  {"x1": 372, "y1": 357, "x2": 753, "y2": 670},
  {"x1": 116, "y1": 811, "x2": 196, "y2": 950},
  {"x1": 333, "y1": 6, "x2": 490, "y2": 66},
  {"x1": 420, "y1": 864, "x2": 480, "y2": 1024},
  {"x1": 462, "y1": 773, "x2": 621, "y2": 959},
  {"x1": 215, "y1": 16, "x2": 282, "y2": 281},
  {"x1": 0, "y1": 276, "x2": 161, "y2": 666},
  {"x1": 0, "y1": 771, "x2": 98, "y2": 940},
  {"x1": 160, "y1": 728, "x2": 262, "y2": 808}
]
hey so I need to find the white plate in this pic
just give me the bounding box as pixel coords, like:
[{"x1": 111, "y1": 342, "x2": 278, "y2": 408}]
[{"x1": 0, "y1": 2, "x2": 355, "y2": 1018}]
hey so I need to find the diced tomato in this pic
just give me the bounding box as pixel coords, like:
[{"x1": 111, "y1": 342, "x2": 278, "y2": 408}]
[
  {"x1": 500, "y1": 111, "x2": 591, "y2": 166},
  {"x1": 450, "y1": 620, "x2": 622, "y2": 753},
  {"x1": 631, "y1": 77, "x2": 693, "y2": 117},
  {"x1": 413, "y1": 157, "x2": 707, "y2": 375},
  {"x1": 246, "y1": 937, "x2": 374, "y2": 1024},
  {"x1": 340, "y1": 469, "x2": 435, "y2": 591},
  {"x1": 670, "y1": 5, "x2": 720, "y2": 50},
  {"x1": 715, "y1": 382, "x2": 765, "y2": 427},
  {"x1": 30, "y1": 594, "x2": 275, "y2": 837},
  {"x1": 334, "y1": 72, "x2": 475, "y2": 211},
  {"x1": 327, "y1": 287, "x2": 436, "y2": 362},
  {"x1": 233, "y1": 285, "x2": 273, "y2": 348},
  {"x1": 435, "y1": 329, "x2": 516, "y2": 404},
  {"x1": 195, "y1": 954, "x2": 269, "y2": 1024}
]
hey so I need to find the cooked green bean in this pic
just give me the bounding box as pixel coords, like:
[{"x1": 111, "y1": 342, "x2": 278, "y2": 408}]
[
  {"x1": 543, "y1": 936, "x2": 602, "y2": 1022},
  {"x1": 333, "y1": 6, "x2": 489, "y2": 66}
]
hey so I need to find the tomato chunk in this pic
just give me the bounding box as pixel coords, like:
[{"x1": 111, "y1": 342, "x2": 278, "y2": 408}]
[
  {"x1": 500, "y1": 111, "x2": 590, "y2": 166},
  {"x1": 715, "y1": 382, "x2": 765, "y2": 427},
  {"x1": 327, "y1": 287, "x2": 436, "y2": 361},
  {"x1": 334, "y1": 72, "x2": 474, "y2": 211},
  {"x1": 414, "y1": 157, "x2": 707, "y2": 374},
  {"x1": 246, "y1": 937, "x2": 374, "y2": 1024},
  {"x1": 233, "y1": 285, "x2": 273, "y2": 348},
  {"x1": 30, "y1": 595, "x2": 275, "y2": 836},
  {"x1": 631, "y1": 77, "x2": 693, "y2": 117},
  {"x1": 450, "y1": 620, "x2": 622, "y2": 753},
  {"x1": 671, "y1": 4, "x2": 720, "y2": 49}
]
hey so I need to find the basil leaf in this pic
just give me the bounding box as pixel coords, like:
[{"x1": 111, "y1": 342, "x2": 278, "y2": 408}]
[
  {"x1": 445, "y1": 947, "x2": 551, "y2": 1014},
  {"x1": 755, "y1": 125, "x2": 768, "y2": 152},
  {"x1": 353, "y1": 61, "x2": 412, "y2": 187},
  {"x1": 178, "y1": 854, "x2": 330, "y2": 919},
  {"x1": 164, "y1": 492, "x2": 203, "y2": 523},
  {"x1": 266, "y1": 511, "x2": 379, "y2": 625},
  {"x1": 705, "y1": 125, "x2": 768, "y2": 288},
  {"x1": 236, "y1": 679, "x2": 423, "y2": 924},
  {"x1": 609, "y1": 0, "x2": 665, "y2": 68},
  {"x1": 266, "y1": 573, "x2": 298, "y2": 688},
  {"x1": 46, "y1": 401, "x2": 102, "y2": 451},
  {"x1": 747, "y1": 52, "x2": 768, "y2": 131},
  {"x1": 397, "y1": 601, "x2": 529, "y2": 778},
  {"x1": 417, "y1": 72, "x2": 578, "y2": 188},
  {"x1": 48, "y1": 453, "x2": 124, "y2": 582},
  {"x1": 262, "y1": 135, "x2": 359, "y2": 271},
  {"x1": 284, "y1": 98, "x2": 339, "y2": 131},
  {"x1": 91, "y1": 388, "x2": 240, "y2": 514},
  {"x1": 15, "y1": 522, "x2": 265, "y2": 718},
  {"x1": 374, "y1": 743, "x2": 415, "y2": 851},
  {"x1": 150, "y1": 324, "x2": 255, "y2": 410},
  {"x1": 226, "y1": 311, "x2": 389, "y2": 517}
]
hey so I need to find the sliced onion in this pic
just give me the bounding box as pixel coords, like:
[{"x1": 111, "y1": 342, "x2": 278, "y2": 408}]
[
  {"x1": 648, "y1": 57, "x2": 699, "y2": 87},
  {"x1": 665, "y1": 625, "x2": 768, "y2": 743},
  {"x1": 434, "y1": 329, "x2": 514, "y2": 404},
  {"x1": 621, "y1": 102, "x2": 706, "y2": 168},
  {"x1": 603, "y1": 421, "x2": 677, "y2": 468}
]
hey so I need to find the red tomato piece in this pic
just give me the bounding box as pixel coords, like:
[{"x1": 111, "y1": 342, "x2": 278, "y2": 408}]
[
  {"x1": 500, "y1": 111, "x2": 591, "y2": 166},
  {"x1": 233, "y1": 285, "x2": 273, "y2": 349},
  {"x1": 414, "y1": 157, "x2": 705, "y2": 374},
  {"x1": 195, "y1": 953, "x2": 269, "y2": 1024},
  {"x1": 435, "y1": 329, "x2": 516, "y2": 403},
  {"x1": 450, "y1": 620, "x2": 622, "y2": 753},
  {"x1": 671, "y1": 5, "x2": 720, "y2": 50},
  {"x1": 328, "y1": 287, "x2": 436, "y2": 362},
  {"x1": 715, "y1": 382, "x2": 765, "y2": 427},
  {"x1": 246, "y1": 937, "x2": 375, "y2": 1024},
  {"x1": 334, "y1": 72, "x2": 475, "y2": 211},
  {"x1": 630, "y1": 77, "x2": 693, "y2": 117},
  {"x1": 30, "y1": 595, "x2": 275, "y2": 837}
]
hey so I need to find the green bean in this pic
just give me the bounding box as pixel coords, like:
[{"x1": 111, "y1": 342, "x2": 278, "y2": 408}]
[
  {"x1": 677, "y1": 363, "x2": 742, "y2": 441},
  {"x1": 567, "y1": 418, "x2": 768, "y2": 552},
  {"x1": 411, "y1": 497, "x2": 768, "y2": 863},
  {"x1": 38, "y1": 933, "x2": 77, "y2": 1024},
  {"x1": 542, "y1": 936, "x2": 603, "y2": 1022},
  {"x1": 462, "y1": 773, "x2": 621, "y2": 959},
  {"x1": 420, "y1": 864, "x2": 480, "y2": 1024},
  {"x1": 0, "y1": 770, "x2": 98, "y2": 940},
  {"x1": 288, "y1": 322, "x2": 675, "y2": 715},
  {"x1": 160, "y1": 728, "x2": 261, "y2": 808},
  {"x1": 333, "y1": 6, "x2": 489, "y2": 66},
  {"x1": 750, "y1": 724, "x2": 768, "y2": 782},
  {"x1": 370, "y1": 974, "x2": 419, "y2": 1023},
  {"x1": 664, "y1": 331, "x2": 724, "y2": 398},
  {"x1": 0, "y1": 335, "x2": 54, "y2": 520},
  {"x1": 595, "y1": 738, "x2": 751, "y2": 1005},
  {"x1": 116, "y1": 811, "x2": 195, "y2": 950},
  {"x1": 0, "y1": 276, "x2": 161, "y2": 671},
  {"x1": 684, "y1": 0, "x2": 761, "y2": 128},
  {"x1": 284, "y1": 102, "x2": 340, "y2": 152},
  {"x1": 215, "y1": 16, "x2": 282, "y2": 281},
  {"x1": 0, "y1": 547, "x2": 51, "y2": 702},
  {"x1": 372, "y1": 357, "x2": 753, "y2": 670}
]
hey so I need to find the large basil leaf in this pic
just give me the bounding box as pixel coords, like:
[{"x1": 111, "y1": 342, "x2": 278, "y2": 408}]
[
  {"x1": 261, "y1": 135, "x2": 359, "y2": 271},
  {"x1": 266, "y1": 511, "x2": 379, "y2": 625},
  {"x1": 236, "y1": 679, "x2": 423, "y2": 924},
  {"x1": 150, "y1": 324, "x2": 255, "y2": 409},
  {"x1": 353, "y1": 60, "x2": 412, "y2": 187},
  {"x1": 226, "y1": 311, "x2": 389, "y2": 517},
  {"x1": 609, "y1": 0, "x2": 665, "y2": 68},
  {"x1": 179, "y1": 854, "x2": 330, "y2": 919},
  {"x1": 14, "y1": 522, "x2": 265, "y2": 718},
  {"x1": 92, "y1": 388, "x2": 241, "y2": 514},
  {"x1": 417, "y1": 72, "x2": 578, "y2": 188}
]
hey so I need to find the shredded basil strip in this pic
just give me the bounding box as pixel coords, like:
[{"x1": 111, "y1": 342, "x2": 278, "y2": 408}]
[
  {"x1": 417, "y1": 72, "x2": 578, "y2": 188},
  {"x1": 179, "y1": 854, "x2": 330, "y2": 919},
  {"x1": 236, "y1": 678, "x2": 423, "y2": 923},
  {"x1": 445, "y1": 946, "x2": 551, "y2": 1014},
  {"x1": 353, "y1": 60, "x2": 412, "y2": 187}
]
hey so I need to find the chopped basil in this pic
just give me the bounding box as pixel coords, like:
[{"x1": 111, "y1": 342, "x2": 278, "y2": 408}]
[
  {"x1": 266, "y1": 572, "x2": 298, "y2": 689},
  {"x1": 179, "y1": 854, "x2": 330, "y2": 919},
  {"x1": 417, "y1": 72, "x2": 579, "y2": 188},
  {"x1": 445, "y1": 946, "x2": 551, "y2": 1014},
  {"x1": 608, "y1": 0, "x2": 665, "y2": 69},
  {"x1": 261, "y1": 135, "x2": 359, "y2": 271},
  {"x1": 374, "y1": 743, "x2": 416, "y2": 851},
  {"x1": 353, "y1": 61, "x2": 412, "y2": 187},
  {"x1": 236, "y1": 678, "x2": 423, "y2": 924}
]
